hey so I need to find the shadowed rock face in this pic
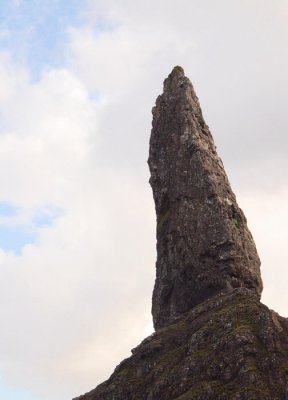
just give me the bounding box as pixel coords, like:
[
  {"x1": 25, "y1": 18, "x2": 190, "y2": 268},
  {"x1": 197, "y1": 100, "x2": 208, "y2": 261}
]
[{"x1": 148, "y1": 66, "x2": 263, "y2": 330}]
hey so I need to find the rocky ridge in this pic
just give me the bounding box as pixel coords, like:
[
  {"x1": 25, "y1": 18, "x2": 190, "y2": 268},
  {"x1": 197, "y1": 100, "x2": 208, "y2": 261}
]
[{"x1": 73, "y1": 68, "x2": 288, "y2": 400}]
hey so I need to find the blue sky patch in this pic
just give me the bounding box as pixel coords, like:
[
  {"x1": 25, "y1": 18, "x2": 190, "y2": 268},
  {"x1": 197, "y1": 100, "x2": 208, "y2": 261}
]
[
  {"x1": 0, "y1": 0, "x2": 82, "y2": 78},
  {"x1": 32, "y1": 205, "x2": 63, "y2": 227},
  {"x1": 0, "y1": 377, "x2": 37, "y2": 400},
  {"x1": 0, "y1": 202, "x2": 18, "y2": 216},
  {"x1": 0, "y1": 202, "x2": 63, "y2": 255},
  {"x1": 0, "y1": 224, "x2": 36, "y2": 255}
]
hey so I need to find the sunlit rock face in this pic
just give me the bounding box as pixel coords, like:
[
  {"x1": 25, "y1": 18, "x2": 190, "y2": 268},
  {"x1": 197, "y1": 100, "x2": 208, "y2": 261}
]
[{"x1": 148, "y1": 66, "x2": 262, "y2": 330}]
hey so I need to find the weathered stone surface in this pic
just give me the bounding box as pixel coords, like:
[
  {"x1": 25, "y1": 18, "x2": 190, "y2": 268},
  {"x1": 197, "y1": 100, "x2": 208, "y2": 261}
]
[
  {"x1": 73, "y1": 289, "x2": 288, "y2": 400},
  {"x1": 72, "y1": 68, "x2": 288, "y2": 400},
  {"x1": 148, "y1": 66, "x2": 262, "y2": 329}
]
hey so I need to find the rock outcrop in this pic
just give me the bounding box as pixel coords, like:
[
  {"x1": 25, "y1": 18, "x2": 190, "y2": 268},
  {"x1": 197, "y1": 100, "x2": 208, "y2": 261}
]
[
  {"x1": 73, "y1": 68, "x2": 288, "y2": 400},
  {"x1": 148, "y1": 66, "x2": 262, "y2": 329}
]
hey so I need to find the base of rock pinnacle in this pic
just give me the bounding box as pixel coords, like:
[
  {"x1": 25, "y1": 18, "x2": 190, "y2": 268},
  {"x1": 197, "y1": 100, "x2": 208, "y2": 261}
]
[{"x1": 73, "y1": 289, "x2": 288, "y2": 400}]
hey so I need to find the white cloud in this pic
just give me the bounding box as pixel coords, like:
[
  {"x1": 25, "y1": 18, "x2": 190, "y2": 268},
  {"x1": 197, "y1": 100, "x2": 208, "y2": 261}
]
[
  {"x1": 0, "y1": 52, "x2": 155, "y2": 399},
  {"x1": 0, "y1": 63, "x2": 98, "y2": 207},
  {"x1": 0, "y1": 53, "x2": 28, "y2": 105},
  {"x1": 238, "y1": 189, "x2": 288, "y2": 317}
]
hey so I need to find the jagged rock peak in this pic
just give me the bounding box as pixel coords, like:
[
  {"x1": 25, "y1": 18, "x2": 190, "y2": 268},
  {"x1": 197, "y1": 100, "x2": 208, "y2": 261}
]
[{"x1": 148, "y1": 66, "x2": 263, "y2": 330}]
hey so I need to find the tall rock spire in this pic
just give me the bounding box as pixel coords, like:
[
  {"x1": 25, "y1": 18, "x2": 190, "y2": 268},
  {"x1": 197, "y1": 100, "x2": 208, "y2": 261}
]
[
  {"x1": 148, "y1": 66, "x2": 263, "y2": 329},
  {"x1": 74, "y1": 68, "x2": 288, "y2": 400}
]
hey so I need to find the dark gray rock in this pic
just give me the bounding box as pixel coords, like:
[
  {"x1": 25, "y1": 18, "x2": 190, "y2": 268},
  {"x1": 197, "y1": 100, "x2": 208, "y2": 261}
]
[
  {"x1": 148, "y1": 66, "x2": 262, "y2": 330},
  {"x1": 72, "y1": 68, "x2": 288, "y2": 400}
]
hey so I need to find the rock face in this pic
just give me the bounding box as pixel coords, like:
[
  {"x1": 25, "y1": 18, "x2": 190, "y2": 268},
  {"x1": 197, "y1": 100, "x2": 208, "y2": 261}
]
[
  {"x1": 73, "y1": 68, "x2": 288, "y2": 400},
  {"x1": 148, "y1": 66, "x2": 262, "y2": 330}
]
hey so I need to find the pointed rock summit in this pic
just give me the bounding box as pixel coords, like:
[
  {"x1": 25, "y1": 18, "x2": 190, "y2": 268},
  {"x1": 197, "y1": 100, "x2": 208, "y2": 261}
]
[
  {"x1": 148, "y1": 66, "x2": 262, "y2": 329},
  {"x1": 73, "y1": 68, "x2": 288, "y2": 400}
]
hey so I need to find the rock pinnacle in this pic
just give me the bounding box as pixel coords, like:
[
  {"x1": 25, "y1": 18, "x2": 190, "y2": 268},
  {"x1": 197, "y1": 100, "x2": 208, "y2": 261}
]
[
  {"x1": 73, "y1": 69, "x2": 288, "y2": 400},
  {"x1": 148, "y1": 66, "x2": 263, "y2": 330}
]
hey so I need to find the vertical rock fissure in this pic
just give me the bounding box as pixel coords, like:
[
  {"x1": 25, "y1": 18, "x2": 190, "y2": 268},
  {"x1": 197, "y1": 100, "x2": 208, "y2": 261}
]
[{"x1": 148, "y1": 66, "x2": 263, "y2": 330}]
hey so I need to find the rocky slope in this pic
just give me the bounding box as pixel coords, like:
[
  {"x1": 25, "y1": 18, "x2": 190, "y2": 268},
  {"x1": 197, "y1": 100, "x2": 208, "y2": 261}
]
[
  {"x1": 73, "y1": 68, "x2": 288, "y2": 400},
  {"x1": 74, "y1": 289, "x2": 288, "y2": 400}
]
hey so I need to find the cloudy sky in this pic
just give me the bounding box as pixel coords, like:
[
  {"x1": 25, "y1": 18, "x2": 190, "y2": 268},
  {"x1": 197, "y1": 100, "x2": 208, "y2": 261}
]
[{"x1": 0, "y1": 1, "x2": 287, "y2": 399}]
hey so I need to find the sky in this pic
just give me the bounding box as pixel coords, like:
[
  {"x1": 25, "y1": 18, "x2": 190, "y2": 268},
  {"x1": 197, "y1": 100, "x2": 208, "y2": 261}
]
[{"x1": 0, "y1": 1, "x2": 287, "y2": 399}]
